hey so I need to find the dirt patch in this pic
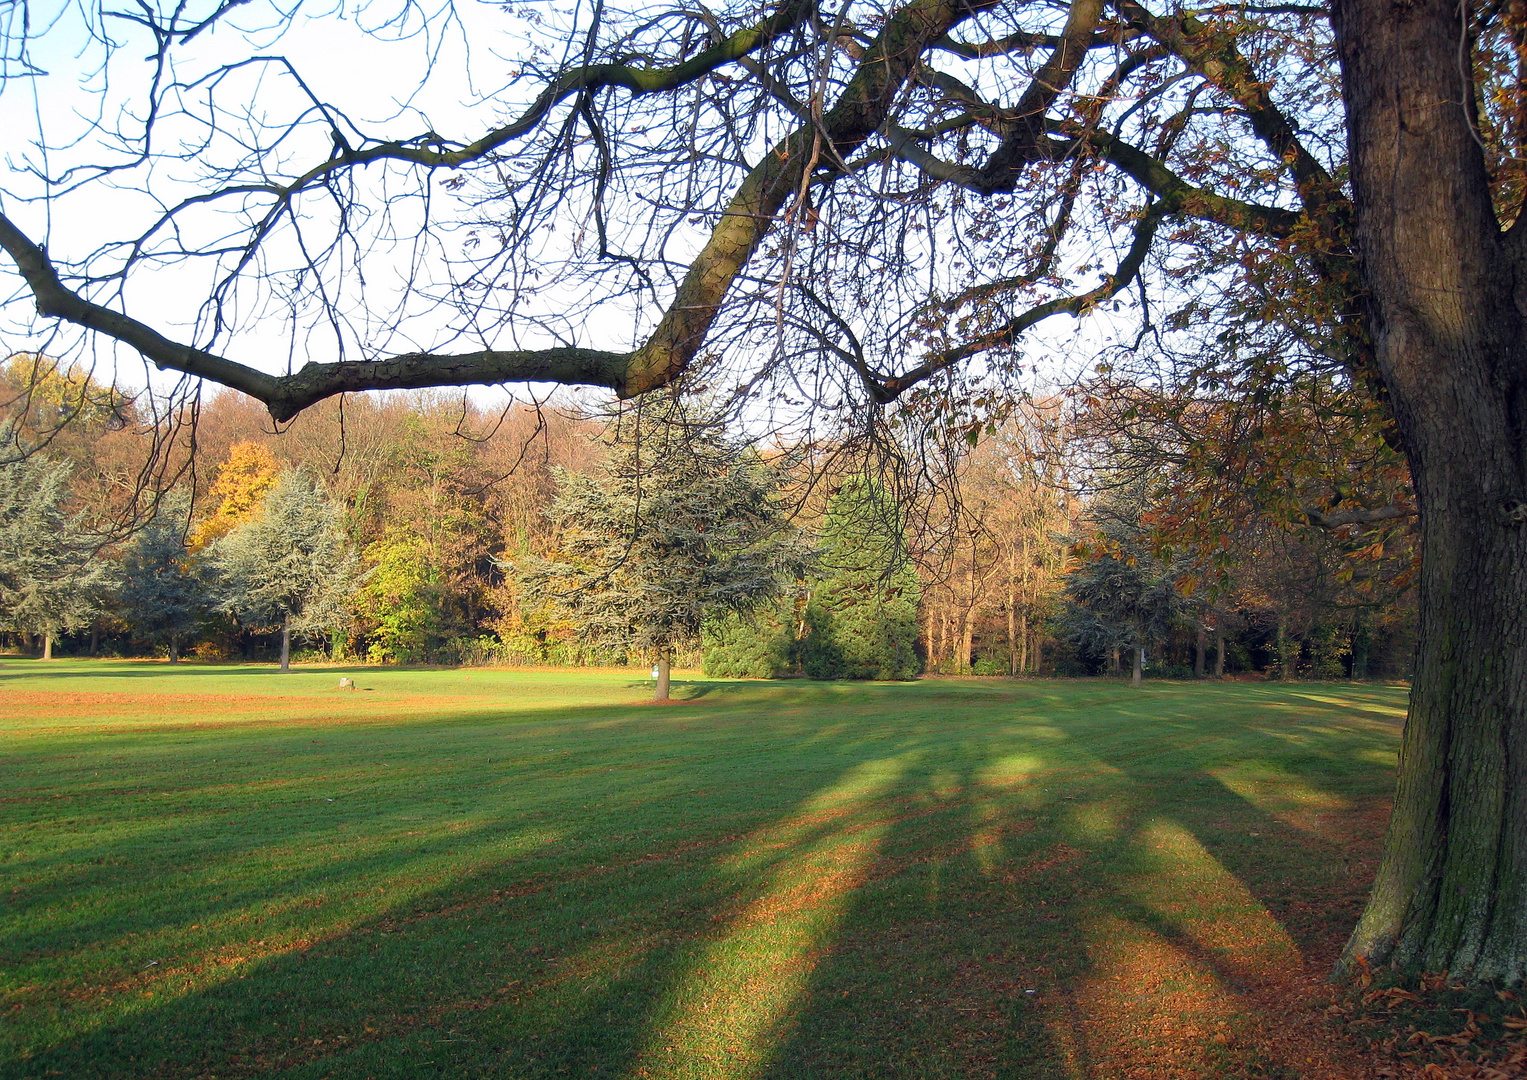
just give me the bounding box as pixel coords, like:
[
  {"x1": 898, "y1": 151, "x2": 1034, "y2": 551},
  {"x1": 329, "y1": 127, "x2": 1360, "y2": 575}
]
[{"x1": 1, "y1": 690, "x2": 324, "y2": 713}]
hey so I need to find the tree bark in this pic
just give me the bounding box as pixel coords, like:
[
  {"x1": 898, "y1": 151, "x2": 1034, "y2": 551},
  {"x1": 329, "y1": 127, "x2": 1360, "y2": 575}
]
[
  {"x1": 1214, "y1": 630, "x2": 1226, "y2": 679},
  {"x1": 42, "y1": 632, "x2": 52, "y2": 661},
  {"x1": 1007, "y1": 597, "x2": 1018, "y2": 675},
  {"x1": 1131, "y1": 645, "x2": 1143, "y2": 688},
  {"x1": 280, "y1": 614, "x2": 291, "y2": 672},
  {"x1": 655, "y1": 651, "x2": 672, "y2": 702},
  {"x1": 1275, "y1": 619, "x2": 1290, "y2": 681},
  {"x1": 169, "y1": 638, "x2": 179, "y2": 664},
  {"x1": 1194, "y1": 627, "x2": 1206, "y2": 679},
  {"x1": 1334, "y1": 0, "x2": 1527, "y2": 982}
]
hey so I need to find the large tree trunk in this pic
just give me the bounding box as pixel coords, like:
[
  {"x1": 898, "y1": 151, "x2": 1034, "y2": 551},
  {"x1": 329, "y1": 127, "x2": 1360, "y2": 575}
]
[
  {"x1": 1334, "y1": 0, "x2": 1527, "y2": 982},
  {"x1": 42, "y1": 632, "x2": 52, "y2": 661},
  {"x1": 1194, "y1": 627, "x2": 1206, "y2": 679},
  {"x1": 655, "y1": 651, "x2": 671, "y2": 701},
  {"x1": 169, "y1": 638, "x2": 179, "y2": 664},
  {"x1": 280, "y1": 614, "x2": 291, "y2": 672},
  {"x1": 1214, "y1": 630, "x2": 1225, "y2": 679},
  {"x1": 1131, "y1": 645, "x2": 1143, "y2": 688}
]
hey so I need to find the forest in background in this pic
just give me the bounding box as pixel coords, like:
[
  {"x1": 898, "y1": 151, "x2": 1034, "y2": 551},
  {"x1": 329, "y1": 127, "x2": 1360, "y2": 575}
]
[{"x1": 0, "y1": 354, "x2": 1418, "y2": 680}]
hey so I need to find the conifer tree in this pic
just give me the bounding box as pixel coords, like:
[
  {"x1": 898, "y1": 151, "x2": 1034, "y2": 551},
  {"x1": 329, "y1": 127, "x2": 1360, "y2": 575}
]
[
  {"x1": 0, "y1": 442, "x2": 114, "y2": 657},
  {"x1": 1059, "y1": 486, "x2": 1183, "y2": 687},
  {"x1": 519, "y1": 407, "x2": 805, "y2": 701},
  {"x1": 117, "y1": 500, "x2": 210, "y2": 662},
  {"x1": 794, "y1": 479, "x2": 921, "y2": 681},
  {"x1": 214, "y1": 470, "x2": 358, "y2": 670}
]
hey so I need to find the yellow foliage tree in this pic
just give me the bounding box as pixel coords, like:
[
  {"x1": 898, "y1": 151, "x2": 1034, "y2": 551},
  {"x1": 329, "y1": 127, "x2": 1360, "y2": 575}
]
[{"x1": 191, "y1": 441, "x2": 279, "y2": 549}]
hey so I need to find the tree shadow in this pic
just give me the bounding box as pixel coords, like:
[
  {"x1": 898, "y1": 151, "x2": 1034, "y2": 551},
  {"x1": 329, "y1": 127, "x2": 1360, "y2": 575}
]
[{"x1": 3, "y1": 679, "x2": 1406, "y2": 1080}]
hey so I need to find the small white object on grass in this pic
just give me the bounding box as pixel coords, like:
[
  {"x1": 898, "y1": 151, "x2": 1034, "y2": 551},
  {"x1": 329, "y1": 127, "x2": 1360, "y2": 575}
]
[{"x1": 339, "y1": 677, "x2": 355, "y2": 690}]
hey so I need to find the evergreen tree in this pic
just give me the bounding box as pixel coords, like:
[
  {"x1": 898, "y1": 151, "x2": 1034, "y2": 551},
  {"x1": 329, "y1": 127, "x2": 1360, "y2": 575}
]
[
  {"x1": 518, "y1": 407, "x2": 806, "y2": 700},
  {"x1": 795, "y1": 480, "x2": 921, "y2": 681},
  {"x1": 1059, "y1": 486, "x2": 1182, "y2": 687},
  {"x1": 702, "y1": 601, "x2": 797, "y2": 679},
  {"x1": 117, "y1": 500, "x2": 211, "y2": 662},
  {"x1": 0, "y1": 443, "x2": 114, "y2": 657},
  {"x1": 214, "y1": 470, "x2": 359, "y2": 671}
]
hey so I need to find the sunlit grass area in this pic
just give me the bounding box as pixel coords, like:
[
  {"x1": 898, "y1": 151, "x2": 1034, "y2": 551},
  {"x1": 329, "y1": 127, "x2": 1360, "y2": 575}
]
[{"x1": 0, "y1": 661, "x2": 1405, "y2": 1079}]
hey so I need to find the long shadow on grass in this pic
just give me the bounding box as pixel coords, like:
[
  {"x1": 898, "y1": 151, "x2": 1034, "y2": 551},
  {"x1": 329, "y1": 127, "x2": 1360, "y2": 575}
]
[
  {"x1": 750, "y1": 681, "x2": 1404, "y2": 1079},
  {"x1": 2, "y1": 680, "x2": 1405, "y2": 1080},
  {"x1": 5, "y1": 693, "x2": 1088, "y2": 1079}
]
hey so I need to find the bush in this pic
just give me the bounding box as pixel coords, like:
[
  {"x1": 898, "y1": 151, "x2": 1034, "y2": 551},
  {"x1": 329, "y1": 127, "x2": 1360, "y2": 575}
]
[
  {"x1": 703, "y1": 607, "x2": 793, "y2": 678},
  {"x1": 1149, "y1": 663, "x2": 1196, "y2": 680},
  {"x1": 971, "y1": 656, "x2": 1008, "y2": 676}
]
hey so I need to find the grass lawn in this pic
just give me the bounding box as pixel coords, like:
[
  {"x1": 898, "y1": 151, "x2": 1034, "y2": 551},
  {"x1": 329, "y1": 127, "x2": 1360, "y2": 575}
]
[{"x1": 0, "y1": 661, "x2": 1406, "y2": 1079}]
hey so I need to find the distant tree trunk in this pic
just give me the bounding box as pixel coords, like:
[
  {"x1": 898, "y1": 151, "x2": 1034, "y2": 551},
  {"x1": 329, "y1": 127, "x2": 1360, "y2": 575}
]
[
  {"x1": 279, "y1": 614, "x2": 291, "y2": 671},
  {"x1": 89, "y1": 622, "x2": 99, "y2": 656},
  {"x1": 1018, "y1": 611, "x2": 1029, "y2": 674},
  {"x1": 655, "y1": 650, "x2": 671, "y2": 701},
  {"x1": 1109, "y1": 646, "x2": 1120, "y2": 675},
  {"x1": 1214, "y1": 630, "x2": 1226, "y2": 679},
  {"x1": 1350, "y1": 613, "x2": 1371, "y2": 681},
  {"x1": 1194, "y1": 627, "x2": 1206, "y2": 678},
  {"x1": 1335, "y1": 0, "x2": 1527, "y2": 980},
  {"x1": 169, "y1": 638, "x2": 180, "y2": 664},
  {"x1": 1131, "y1": 645, "x2": 1143, "y2": 688},
  {"x1": 1276, "y1": 620, "x2": 1290, "y2": 681},
  {"x1": 1007, "y1": 600, "x2": 1018, "y2": 675},
  {"x1": 1032, "y1": 632, "x2": 1042, "y2": 675},
  {"x1": 42, "y1": 632, "x2": 53, "y2": 661}
]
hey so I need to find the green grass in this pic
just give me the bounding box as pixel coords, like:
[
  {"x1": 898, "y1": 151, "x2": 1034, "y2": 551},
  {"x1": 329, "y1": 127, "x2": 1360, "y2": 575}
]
[{"x1": 0, "y1": 661, "x2": 1406, "y2": 1079}]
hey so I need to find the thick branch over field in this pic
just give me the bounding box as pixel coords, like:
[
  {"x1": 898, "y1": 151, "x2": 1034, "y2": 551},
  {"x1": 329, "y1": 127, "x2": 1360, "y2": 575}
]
[{"x1": 1, "y1": 0, "x2": 1354, "y2": 418}]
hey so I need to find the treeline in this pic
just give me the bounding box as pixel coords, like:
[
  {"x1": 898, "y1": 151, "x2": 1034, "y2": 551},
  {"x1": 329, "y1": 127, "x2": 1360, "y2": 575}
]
[{"x1": 0, "y1": 356, "x2": 1416, "y2": 679}]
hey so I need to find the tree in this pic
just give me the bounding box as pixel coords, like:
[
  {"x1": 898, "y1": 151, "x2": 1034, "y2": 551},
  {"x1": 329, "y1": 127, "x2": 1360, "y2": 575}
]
[
  {"x1": 0, "y1": 444, "x2": 115, "y2": 658},
  {"x1": 1061, "y1": 487, "x2": 1182, "y2": 687},
  {"x1": 191, "y1": 442, "x2": 280, "y2": 550},
  {"x1": 702, "y1": 603, "x2": 798, "y2": 679},
  {"x1": 214, "y1": 470, "x2": 358, "y2": 671},
  {"x1": 796, "y1": 480, "x2": 921, "y2": 681},
  {"x1": 519, "y1": 407, "x2": 806, "y2": 701},
  {"x1": 4, "y1": 0, "x2": 1526, "y2": 980},
  {"x1": 354, "y1": 533, "x2": 448, "y2": 664},
  {"x1": 117, "y1": 500, "x2": 211, "y2": 662}
]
